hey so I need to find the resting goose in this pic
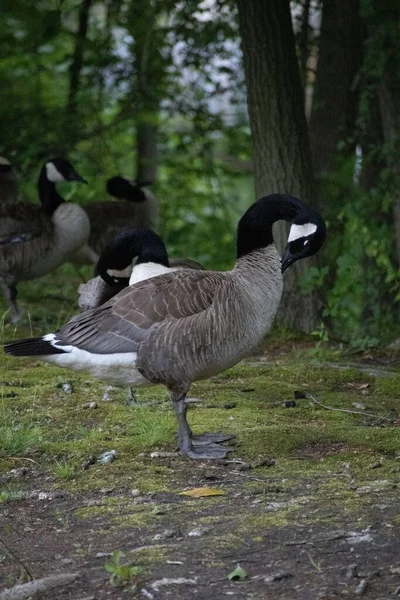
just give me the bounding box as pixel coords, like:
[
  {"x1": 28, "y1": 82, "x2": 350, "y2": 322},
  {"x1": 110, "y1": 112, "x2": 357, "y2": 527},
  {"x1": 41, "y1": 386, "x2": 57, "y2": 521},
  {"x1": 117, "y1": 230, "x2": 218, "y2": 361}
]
[
  {"x1": 0, "y1": 158, "x2": 89, "y2": 322},
  {"x1": 78, "y1": 228, "x2": 204, "y2": 311},
  {"x1": 0, "y1": 157, "x2": 18, "y2": 203},
  {"x1": 5, "y1": 194, "x2": 326, "y2": 458},
  {"x1": 80, "y1": 176, "x2": 158, "y2": 261}
]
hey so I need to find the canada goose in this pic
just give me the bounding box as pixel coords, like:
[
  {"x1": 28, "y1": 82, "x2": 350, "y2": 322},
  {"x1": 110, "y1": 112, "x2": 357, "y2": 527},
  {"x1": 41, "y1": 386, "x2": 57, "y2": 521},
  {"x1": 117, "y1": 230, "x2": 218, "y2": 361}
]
[
  {"x1": 4, "y1": 194, "x2": 326, "y2": 458},
  {"x1": 81, "y1": 176, "x2": 158, "y2": 260},
  {"x1": 0, "y1": 158, "x2": 89, "y2": 322},
  {"x1": 78, "y1": 228, "x2": 204, "y2": 311},
  {"x1": 0, "y1": 157, "x2": 18, "y2": 203}
]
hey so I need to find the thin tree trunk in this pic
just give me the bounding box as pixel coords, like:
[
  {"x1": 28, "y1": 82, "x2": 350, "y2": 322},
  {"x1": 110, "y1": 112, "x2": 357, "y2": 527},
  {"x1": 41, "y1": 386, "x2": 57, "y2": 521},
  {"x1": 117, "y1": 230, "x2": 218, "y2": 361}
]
[
  {"x1": 309, "y1": 0, "x2": 364, "y2": 176},
  {"x1": 237, "y1": 0, "x2": 319, "y2": 333},
  {"x1": 299, "y1": 0, "x2": 311, "y2": 88},
  {"x1": 67, "y1": 0, "x2": 92, "y2": 114}
]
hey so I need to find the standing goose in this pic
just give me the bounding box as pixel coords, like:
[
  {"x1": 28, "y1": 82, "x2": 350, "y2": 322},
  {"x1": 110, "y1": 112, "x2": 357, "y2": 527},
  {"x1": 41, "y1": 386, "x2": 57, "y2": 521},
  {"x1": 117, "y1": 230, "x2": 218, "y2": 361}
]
[
  {"x1": 79, "y1": 176, "x2": 158, "y2": 261},
  {"x1": 4, "y1": 194, "x2": 326, "y2": 458},
  {"x1": 0, "y1": 158, "x2": 89, "y2": 322},
  {"x1": 0, "y1": 157, "x2": 18, "y2": 203},
  {"x1": 78, "y1": 228, "x2": 204, "y2": 311}
]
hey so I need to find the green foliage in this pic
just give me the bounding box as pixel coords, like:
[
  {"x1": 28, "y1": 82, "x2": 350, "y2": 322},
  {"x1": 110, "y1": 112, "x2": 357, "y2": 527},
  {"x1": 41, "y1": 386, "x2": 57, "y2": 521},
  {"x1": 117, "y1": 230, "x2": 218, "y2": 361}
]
[{"x1": 104, "y1": 550, "x2": 143, "y2": 589}]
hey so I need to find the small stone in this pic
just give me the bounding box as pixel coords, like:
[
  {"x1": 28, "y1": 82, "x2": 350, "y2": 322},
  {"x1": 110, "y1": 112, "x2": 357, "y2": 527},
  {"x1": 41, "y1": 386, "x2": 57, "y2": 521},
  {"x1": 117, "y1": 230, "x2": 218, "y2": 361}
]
[
  {"x1": 264, "y1": 571, "x2": 293, "y2": 584},
  {"x1": 82, "y1": 401, "x2": 97, "y2": 409},
  {"x1": 99, "y1": 487, "x2": 114, "y2": 495},
  {"x1": 188, "y1": 526, "x2": 211, "y2": 537},
  {"x1": 345, "y1": 564, "x2": 358, "y2": 580},
  {"x1": 390, "y1": 566, "x2": 400, "y2": 575},
  {"x1": 354, "y1": 579, "x2": 368, "y2": 596},
  {"x1": 58, "y1": 382, "x2": 73, "y2": 394},
  {"x1": 150, "y1": 451, "x2": 178, "y2": 458},
  {"x1": 97, "y1": 450, "x2": 117, "y2": 465},
  {"x1": 294, "y1": 391, "x2": 307, "y2": 399},
  {"x1": 352, "y1": 402, "x2": 366, "y2": 411},
  {"x1": 285, "y1": 400, "x2": 296, "y2": 408},
  {"x1": 102, "y1": 392, "x2": 112, "y2": 402},
  {"x1": 9, "y1": 466, "x2": 28, "y2": 478},
  {"x1": 131, "y1": 489, "x2": 141, "y2": 497},
  {"x1": 153, "y1": 529, "x2": 176, "y2": 540},
  {"x1": 369, "y1": 462, "x2": 382, "y2": 469},
  {"x1": 395, "y1": 586, "x2": 400, "y2": 596},
  {"x1": 61, "y1": 558, "x2": 74, "y2": 565}
]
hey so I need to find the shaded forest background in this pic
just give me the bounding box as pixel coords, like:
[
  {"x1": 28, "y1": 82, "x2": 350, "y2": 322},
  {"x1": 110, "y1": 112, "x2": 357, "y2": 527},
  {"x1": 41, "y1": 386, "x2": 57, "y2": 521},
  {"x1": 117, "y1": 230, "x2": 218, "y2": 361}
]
[{"x1": 0, "y1": 0, "x2": 399, "y2": 345}]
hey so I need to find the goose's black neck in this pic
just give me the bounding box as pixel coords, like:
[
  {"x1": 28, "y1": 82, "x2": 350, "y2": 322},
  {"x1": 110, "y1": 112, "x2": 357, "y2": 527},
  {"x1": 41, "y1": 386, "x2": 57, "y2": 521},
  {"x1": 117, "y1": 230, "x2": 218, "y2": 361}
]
[
  {"x1": 38, "y1": 168, "x2": 64, "y2": 215},
  {"x1": 237, "y1": 194, "x2": 309, "y2": 259},
  {"x1": 96, "y1": 228, "x2": 169, "y2": 286}
]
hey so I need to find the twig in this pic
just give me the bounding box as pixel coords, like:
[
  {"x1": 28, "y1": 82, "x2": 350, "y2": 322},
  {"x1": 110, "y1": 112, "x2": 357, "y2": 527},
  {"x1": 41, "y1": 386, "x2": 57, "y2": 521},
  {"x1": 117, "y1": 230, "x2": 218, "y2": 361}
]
[
  {"x1": 0, "y1": 536, "x2": 34, "y2": 580},
  {"x1": 0, "y1": 572, "x2": 79, "y2": 600},
  {"x1": 306, "y1": 393, "x2": 392, "y2": 422}
]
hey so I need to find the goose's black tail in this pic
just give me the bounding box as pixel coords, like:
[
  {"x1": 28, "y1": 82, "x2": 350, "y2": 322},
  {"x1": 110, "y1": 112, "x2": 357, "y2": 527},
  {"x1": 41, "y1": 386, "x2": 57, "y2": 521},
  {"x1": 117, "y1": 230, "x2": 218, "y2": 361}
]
[{"x1": 4, "y1": 337, "x2": 65, "y2": 357}]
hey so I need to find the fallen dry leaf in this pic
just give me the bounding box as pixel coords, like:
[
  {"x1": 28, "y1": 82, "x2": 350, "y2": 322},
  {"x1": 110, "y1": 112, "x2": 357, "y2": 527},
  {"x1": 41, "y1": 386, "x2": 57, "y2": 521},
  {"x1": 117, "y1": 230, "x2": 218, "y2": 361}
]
[{"x1": 180, "y1": 487, "x2": 226, "y2": 498}]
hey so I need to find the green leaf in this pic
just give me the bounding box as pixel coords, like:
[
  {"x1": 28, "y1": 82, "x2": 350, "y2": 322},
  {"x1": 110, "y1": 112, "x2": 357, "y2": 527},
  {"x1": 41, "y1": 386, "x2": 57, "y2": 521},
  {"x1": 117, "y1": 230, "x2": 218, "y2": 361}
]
[{"x1": 227, "y1": 565, "x2": 248, "y2": 581}]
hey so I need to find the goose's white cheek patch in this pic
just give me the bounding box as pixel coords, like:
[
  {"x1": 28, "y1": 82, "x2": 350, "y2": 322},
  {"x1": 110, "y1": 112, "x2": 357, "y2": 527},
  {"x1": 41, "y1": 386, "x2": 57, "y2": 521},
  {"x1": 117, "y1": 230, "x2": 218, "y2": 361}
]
[
  {"x1": 45, "y1": 162, "x2": 66, "y2": 182},
  {"x1": 288, "y1": 223, "x2": 317, "y2": 243}
]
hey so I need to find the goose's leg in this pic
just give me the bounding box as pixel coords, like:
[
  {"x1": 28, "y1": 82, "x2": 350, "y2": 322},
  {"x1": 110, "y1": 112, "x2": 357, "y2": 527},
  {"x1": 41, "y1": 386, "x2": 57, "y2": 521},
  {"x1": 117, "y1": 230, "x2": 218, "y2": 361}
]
[
  {"x1": 171, "y1": 388, "x2": 233, "y2": 459},
  {"x1": 2, "y1": 284, "x2": 20, "y2": 323}
]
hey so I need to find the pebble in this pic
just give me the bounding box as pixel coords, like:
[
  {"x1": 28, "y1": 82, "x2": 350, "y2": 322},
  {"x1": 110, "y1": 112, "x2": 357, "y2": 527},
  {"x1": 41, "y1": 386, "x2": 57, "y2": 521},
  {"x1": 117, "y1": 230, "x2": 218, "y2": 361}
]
[
  {"x1": 102, "y1": 392, "x2": 112, "y2": 402},
  {"x1": 352, "y1": 402, "x2": 367, "y2": 411},
  {"x1": 153, "y1": 529, "x2": 177, "y2": 540},
  {"x1": 131, "y1": 488, "x2": 141, "y2": 497},
  {"x1": 187, "y1": 526, "x2": 211, "y2": 537},
  {"x1": 354, "y1": 578, "x2": 368, "y2": 596},
  {"x1": 97, "y1": 450, "x2": 117, "y2": 465},
  {"x1": 58, "y1": 382, "x2": 73, "y2": 394},
  {"x1": 81, "y1": 401, "x2": 97, "y2": 409},
  {"x1": 285, "y1": 400, "x2": 296, "y2": 408},
  {"x1": 390, "y1": 566, "x2": 400, "y2": 575},
  {"x1": 294, "y1": 390, "x2": 307, "y2": 399},
  {"x1": 9, "y1": 466, "x2": 28, "y2": 478},
  {"x1": 264, "y1": 571, "x2": 293, "y2": 584}
]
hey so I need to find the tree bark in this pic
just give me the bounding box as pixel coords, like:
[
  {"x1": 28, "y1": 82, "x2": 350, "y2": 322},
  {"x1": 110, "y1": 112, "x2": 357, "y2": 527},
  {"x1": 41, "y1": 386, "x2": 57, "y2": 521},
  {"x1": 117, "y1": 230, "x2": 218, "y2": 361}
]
[
  {"x1": 309, "y1": 0, "x2": 364, "y2": 176},
  {"x1": 237, "y1": 0, "x2": 319, "y2": 332},
  {"x1": 67, "y1": 0, "x2": 92, "y2": 115},
  {"x1": 299, "y1": 0, "x2": 311, "y2": 88}
]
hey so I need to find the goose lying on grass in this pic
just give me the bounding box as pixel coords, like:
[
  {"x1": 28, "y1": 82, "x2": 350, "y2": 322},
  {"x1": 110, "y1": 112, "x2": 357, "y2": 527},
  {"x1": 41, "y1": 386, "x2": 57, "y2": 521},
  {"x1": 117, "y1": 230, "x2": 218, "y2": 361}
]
[
  {"x1": 78, "y1": 228, "x2": 204, "y2": 311},
  {"x1": 0, "y1": 158, "x2": 89, "y2": 322},
  {"x1": 4, "y1": 194, "x2": 326, "y2": 459}
]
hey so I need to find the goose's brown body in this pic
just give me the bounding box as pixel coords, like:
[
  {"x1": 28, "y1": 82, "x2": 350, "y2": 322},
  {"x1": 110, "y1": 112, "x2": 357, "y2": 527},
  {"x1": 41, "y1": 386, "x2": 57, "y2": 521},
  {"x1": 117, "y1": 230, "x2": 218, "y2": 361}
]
[
  {"x1": 84, "y1": 189, "x2": 158, "y2": 257},
  {"x1": 0, "y1": 202, "x2": 90, "y2": 285}
]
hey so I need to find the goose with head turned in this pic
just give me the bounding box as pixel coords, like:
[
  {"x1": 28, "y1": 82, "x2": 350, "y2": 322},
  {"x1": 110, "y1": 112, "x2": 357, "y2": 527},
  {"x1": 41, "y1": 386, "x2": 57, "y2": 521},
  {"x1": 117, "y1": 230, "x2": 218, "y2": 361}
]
[
  {"x1": 78, "y1": 228, "x2": 204, "y2": 312},
  {"x1": 0, "y1": 158, "x2": 89, "y2": 322},
  {"x1": 5, "y1": 194, "x2": 326, "y2": 458}
]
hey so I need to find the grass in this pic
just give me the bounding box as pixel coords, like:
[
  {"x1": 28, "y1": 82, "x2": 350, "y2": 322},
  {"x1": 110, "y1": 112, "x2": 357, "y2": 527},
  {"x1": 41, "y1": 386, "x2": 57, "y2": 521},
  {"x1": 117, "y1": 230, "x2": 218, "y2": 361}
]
[{"x1": 0, "y1": 263, "x2": 399, "y2": 505}]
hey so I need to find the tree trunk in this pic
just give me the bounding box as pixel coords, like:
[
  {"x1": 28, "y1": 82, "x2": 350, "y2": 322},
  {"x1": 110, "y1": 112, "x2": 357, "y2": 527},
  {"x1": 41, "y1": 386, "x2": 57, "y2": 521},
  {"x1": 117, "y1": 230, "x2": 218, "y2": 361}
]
[
  {"x1": 67, "y1": 0, "x2": 92, "y2": 115},
  {"x1": 237, "y1": 0, "x2": 319, "y2": 333},
  {"x1": 299, "y1": 0, "x2": 311, "y2": 88},
  {"x1": 309, "y1": 0, "x2": 364, "y2": 176}
]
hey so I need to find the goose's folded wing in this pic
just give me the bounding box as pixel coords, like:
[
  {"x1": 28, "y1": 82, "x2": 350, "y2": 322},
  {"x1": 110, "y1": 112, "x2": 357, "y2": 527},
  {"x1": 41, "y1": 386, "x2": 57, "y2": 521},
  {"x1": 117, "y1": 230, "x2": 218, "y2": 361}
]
[
  {"x1": 54, "y1": 270, "x2": 224, "y2": 354},
  {"x1": 0, "y1": 203, "x2": 51, "y2": 245}
]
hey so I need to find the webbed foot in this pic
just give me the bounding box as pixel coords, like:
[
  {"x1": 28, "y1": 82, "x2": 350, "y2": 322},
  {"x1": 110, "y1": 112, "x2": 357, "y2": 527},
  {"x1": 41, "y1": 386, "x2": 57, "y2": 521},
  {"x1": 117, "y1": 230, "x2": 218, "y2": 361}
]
[
  {"x1": 183, "y1": 443, "x2": 233, "y2": 460},
  {"x1": 191, "y1": 432, "x2": 234, "y2": 446}
]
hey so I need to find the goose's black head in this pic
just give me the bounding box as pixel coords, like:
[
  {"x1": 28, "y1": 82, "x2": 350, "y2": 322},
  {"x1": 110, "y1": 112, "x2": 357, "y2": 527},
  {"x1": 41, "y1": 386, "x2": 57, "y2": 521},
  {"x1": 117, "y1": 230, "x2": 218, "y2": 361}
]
[
  {"x1": 237, "y1": 194, "x2": 326, "y2": 270},
  {"x1": 281, "y1": 210, "x2": 326, "y2": 272},
  {"x1": 106, "y1": 176, "x2": 147, "y2": 203},
  {"x1": 96, "y1": 228, "x2": 169, "y2": 286},
  {"x1": 44, "y1": 158, "x2": 87, "y2": 184}
]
